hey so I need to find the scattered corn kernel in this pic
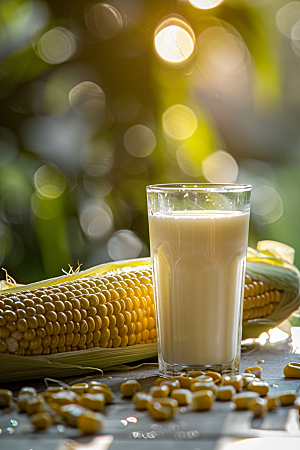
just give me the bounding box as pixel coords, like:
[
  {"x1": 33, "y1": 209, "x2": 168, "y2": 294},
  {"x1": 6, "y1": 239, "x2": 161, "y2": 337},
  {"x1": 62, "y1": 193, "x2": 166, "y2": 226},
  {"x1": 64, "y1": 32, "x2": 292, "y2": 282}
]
[
  {"x1": 88, "y1": 386, "x2": 114, "y2": 404},
  {"x1": 266, "y1": 395, "x2": 280, "y2": 410},
  {"x1": 241, "y1": 373, "x2": 256, "y2": 388},
  {"x1": 206, "y1": 371, "x2": 222, "y2": 385},
  {"x1": 31, "y1": 411, "x2": 52, "y2": 431},
  {"x1": 244, "y1": 366, "x2": 262, "y2": 379},
  {"x1": 77, "y1": 411, "x2": 103, "y2": 435},
  {"x1": 87, "y1": 381, "x2": 111, "y2": 392},
  {"x1": 133, "y1": 392, "x2": 153, "y2": 410},
  {"x1": 233, "y1": 392, "x2": 260, "y2": 410},
  {"x1": 247, "y1": 380, "x2": 269, "y2": 396},
  {"x1": 79, "y1": 393, "x2": 106, "y2": 412},
  {"x1": 59, "y1": 404, "x2": 88, "y2": 427},
  {"x1": 215, "y1": 386, "x2": 236, "y2": 401},
  {"x1": 195, "y1": 375, "x2": 214, "y2": 383},
  {"x1": 247, "y1": 397, "x2": 267, "y2": 417},
  {"x1": 241, "y1": 372, "x2": 256, "y2": 380},
  {"x1": 190, "y1": 381, "x2": 217, "y2": 394},
  {"x1": 147, "y1": 401, "x2": 174, "y2": 420},
  {"x1": 148, "y1": 397, "x2": 178, "y2": 414},
  {"x1": 49, "y1": 390, "x2": 80, "y2": 406},
  {"x1": 149, "y1": 385, "x2": 170, "y2": 398},
  {"x1": 170, "y1": 388, "x2": 192, "y2": 406},
  {"x1": 191, "y1": 390, "x2": 214, "y2": 411},
  {"x1": 159, "y1": 379, "x2": 181, "y2": 391},
  {"x1": 19, "y1": 386, "x2": 37, "y2": 397},
  {"x1": 175, "y1": 376, "x2": 196, "y2": 389},
  {"x1": 222, "y1": 375, "x2": 243, "y2": 392},
  {"x1": 23, "y1": 396, "x2": 47, "y2": 415},
  {"x1": 278, "y1": 390, "x2": 297, "y2": 406},
  {"x1": 155, "y1": 377, "x2": 173, "y2": 386},
  {"x1": 283, "y1": 362, "x2": 300, "y2": 378},
  {"x1": 120, "y1": 380, "x2": 141, "y2": 398},
  {"x1": 186, "y1": 371, "x2": 204, "y2": 378},
  {"x1": 18, "y1": 394, "x2": 35, "y2": 412},
  {"x1": 68, "y1": 383, "x2": 89, "y2": 394},
  {"x1": 0, "y1": 389, "x2": 13, "y2": 408}
]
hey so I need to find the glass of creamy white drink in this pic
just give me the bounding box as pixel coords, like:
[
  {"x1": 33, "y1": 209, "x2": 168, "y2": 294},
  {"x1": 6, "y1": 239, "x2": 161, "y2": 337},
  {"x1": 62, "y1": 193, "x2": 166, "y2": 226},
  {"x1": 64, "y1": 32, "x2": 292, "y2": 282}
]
[{"x1": 147, "y1": 183, "x2": 251, "y2": 376}]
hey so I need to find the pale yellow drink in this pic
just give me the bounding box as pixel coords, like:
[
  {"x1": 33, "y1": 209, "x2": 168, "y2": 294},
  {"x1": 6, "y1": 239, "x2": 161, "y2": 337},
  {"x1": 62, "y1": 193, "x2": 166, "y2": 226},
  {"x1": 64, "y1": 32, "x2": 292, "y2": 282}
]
[{"x1": 149, "y1": 211, "x2": 249, "y2": 367}]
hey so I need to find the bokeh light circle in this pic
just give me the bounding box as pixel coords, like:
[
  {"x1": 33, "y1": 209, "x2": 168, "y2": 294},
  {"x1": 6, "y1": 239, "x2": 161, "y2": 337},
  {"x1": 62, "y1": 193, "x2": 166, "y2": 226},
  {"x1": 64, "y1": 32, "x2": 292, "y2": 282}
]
[
  {"x1": 188, "y1": 0, "x2": 224, "y2": 9},
  {"x1": 207, "y1": 33, "x2": 246, "y2": 73},
  {"x1": 80, "y1": 202, "x2": 113, "y2": 239},
  {"x1": 124, "y1": 125, "x2": 156, "y2": 157},
  {"x1": 155, "y1": 16, "x2": 195, "y2": 64},
  {"x1": 276, "y1": 2, "x2": 300, "y2": 38},
  {"x1": 202, "y1": 150, "x2": 238, "y2": 183},
  {"x1": 69, "y1": 82, "x2": 105, "y2": 117},
  {"x1": 34, "y1": 164, "x2": 66, "y2": 198},
  {"x1": 251, "y1": 185, "x2": 283, "y2": 224},
  {"x1": 163, "y1": 105, "x2": 198, "y2": 140},
  {"x1": 85, "y1": 3, "x2": 123, "y2": 39},
  {"x1": 38, "y1": 27, "x2": 77, "y2": 64},
  {"x1": 82, "y1": 139, "x2": 114, "y2": 176},
  {"x1": 107, "y1": 230, "x2": 142, "y2": 260},
  {"x1": 176, "y1": 145, "x2": 203, "y2": 177}
]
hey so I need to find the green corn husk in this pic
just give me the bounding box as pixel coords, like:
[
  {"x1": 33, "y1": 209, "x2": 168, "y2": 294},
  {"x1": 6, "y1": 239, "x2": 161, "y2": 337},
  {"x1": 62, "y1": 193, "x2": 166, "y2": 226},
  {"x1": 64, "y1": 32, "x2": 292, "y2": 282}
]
[
  {"x1": 0, "y1": 243, "x2": 299, "y2": 383},
  {"x1": 0, "y1": 344, "x2": 157, "y2": 384}
]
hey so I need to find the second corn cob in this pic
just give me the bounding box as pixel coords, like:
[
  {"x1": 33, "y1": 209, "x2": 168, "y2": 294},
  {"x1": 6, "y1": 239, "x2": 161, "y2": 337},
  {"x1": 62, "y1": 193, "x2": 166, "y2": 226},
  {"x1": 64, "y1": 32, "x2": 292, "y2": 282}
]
[{"x1": 242, "y1": 273, "x2": 283, "y2": 321}]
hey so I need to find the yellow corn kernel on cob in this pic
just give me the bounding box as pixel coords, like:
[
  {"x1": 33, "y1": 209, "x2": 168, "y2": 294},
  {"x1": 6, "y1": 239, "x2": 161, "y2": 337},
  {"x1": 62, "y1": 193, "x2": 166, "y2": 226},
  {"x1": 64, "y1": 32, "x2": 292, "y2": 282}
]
[
  {"x1": 242, "y1": 274, "x2": 283, "y2": 321},
  {"x1": 0, "y1": 250, "x2": 298, "y2": 355},
  {"x1": 0, "y1": 268, "x2": 155, "y2": 355}
]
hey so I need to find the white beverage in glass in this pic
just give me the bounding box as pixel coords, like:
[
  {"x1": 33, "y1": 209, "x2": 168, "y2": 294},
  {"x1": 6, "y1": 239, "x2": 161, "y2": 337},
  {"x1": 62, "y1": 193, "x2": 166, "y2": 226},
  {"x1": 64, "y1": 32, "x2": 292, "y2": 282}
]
[{"x1": 147, "y1": 184, "x2": 251, "y2": 376}]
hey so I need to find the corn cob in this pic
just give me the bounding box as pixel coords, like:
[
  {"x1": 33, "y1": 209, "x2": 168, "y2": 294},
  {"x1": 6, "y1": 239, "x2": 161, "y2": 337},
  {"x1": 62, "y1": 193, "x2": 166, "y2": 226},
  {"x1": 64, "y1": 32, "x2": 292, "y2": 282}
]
[
  {"x1": 0, "y1": 268, "x2": 156, "y2": 356},
  {"x1": 242, "y1": 274, "x2": 283, "y2": 321},
  {"x1": 0, "y1": 260, "x2": 296, "y2": 356}
]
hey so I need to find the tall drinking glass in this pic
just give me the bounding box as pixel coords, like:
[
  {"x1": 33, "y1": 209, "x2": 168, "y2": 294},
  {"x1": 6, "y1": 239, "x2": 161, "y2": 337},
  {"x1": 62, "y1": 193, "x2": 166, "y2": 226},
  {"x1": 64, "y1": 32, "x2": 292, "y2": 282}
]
[{"x1": 147, "y1": 184, "x2": 251, "y2": 376}]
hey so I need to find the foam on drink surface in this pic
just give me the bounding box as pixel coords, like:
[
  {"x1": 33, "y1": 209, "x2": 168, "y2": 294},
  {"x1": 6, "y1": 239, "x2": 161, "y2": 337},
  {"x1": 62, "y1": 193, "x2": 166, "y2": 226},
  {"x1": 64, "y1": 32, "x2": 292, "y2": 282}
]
[{"x1": 148, "y1": 210, "x2": 249, "y2": 366}]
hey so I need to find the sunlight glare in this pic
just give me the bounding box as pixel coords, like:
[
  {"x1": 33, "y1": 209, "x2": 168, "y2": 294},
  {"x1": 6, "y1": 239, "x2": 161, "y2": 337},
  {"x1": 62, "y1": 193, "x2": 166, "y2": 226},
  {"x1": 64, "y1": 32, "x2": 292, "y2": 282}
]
[{"x1": 155, "y1": 16, "x2": 195, "y2": 64}]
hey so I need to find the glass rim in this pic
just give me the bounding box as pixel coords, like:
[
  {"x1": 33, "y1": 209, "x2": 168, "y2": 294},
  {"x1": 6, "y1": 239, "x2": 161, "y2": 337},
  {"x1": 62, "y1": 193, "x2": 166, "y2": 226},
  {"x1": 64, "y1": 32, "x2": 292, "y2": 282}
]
[{"x1": 146, "y1": 183, "x2": 252, "y2": 193}]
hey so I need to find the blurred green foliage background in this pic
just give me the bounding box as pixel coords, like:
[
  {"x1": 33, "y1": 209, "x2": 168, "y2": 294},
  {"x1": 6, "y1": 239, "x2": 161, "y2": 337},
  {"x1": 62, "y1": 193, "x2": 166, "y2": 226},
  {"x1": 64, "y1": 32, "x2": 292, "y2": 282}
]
[{"x1": 1, "y1": 0, "x2": 300, "y2": 283}]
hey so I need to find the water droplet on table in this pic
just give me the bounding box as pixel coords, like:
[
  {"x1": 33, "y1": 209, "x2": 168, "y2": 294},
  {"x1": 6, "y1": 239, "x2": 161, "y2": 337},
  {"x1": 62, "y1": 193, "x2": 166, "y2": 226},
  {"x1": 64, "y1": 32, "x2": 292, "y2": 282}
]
[{"x1": 126, "y1": 416, "x2": 137, "y2": 423}]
